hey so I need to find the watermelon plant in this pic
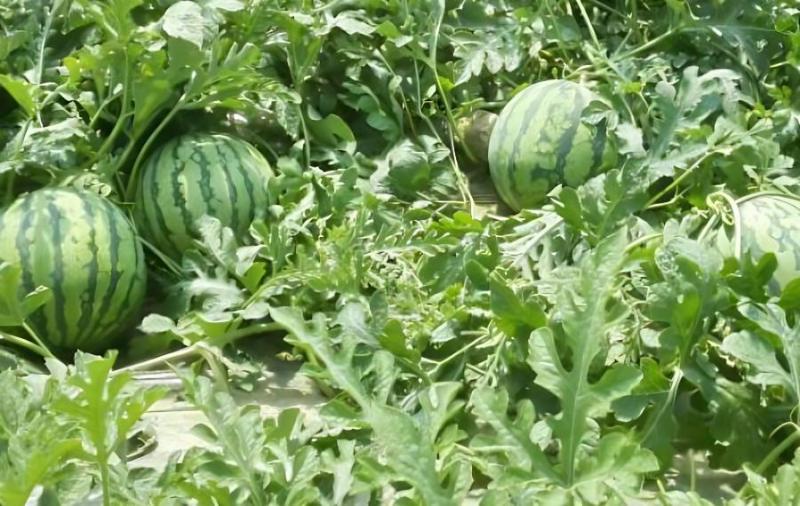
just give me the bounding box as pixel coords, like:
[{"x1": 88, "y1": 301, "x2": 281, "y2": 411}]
[
  {"x1": 487, "y1": 79, "x2": 617, "y2": 210},
  {"x1": 134, "y1": 133, "x2": 273, "y2": 259},
  {"x1": 2, "y1": 0, "x2": 800, "y2": 505},
  {"x1": 0, "y1": 188, "x2": 146, "y2": 352}
]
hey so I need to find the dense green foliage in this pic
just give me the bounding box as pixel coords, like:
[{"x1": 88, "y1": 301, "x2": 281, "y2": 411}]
[
  {"x1": 1, "y1": 0, "x2": 800, "y2": 505},
  {"x1": 0, "y1": 188, "x2": 146, "y2": 352},
  {"x1": 488, "y1": 79, "x2": 616, "y2": 210},
  {"x1": 135, "y1": 132, "x2": 273, "y2": 259}
]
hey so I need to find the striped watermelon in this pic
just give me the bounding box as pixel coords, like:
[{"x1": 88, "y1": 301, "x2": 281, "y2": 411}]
[
  {"x1": 488, "y1": 80, "x2": 617, "y2": 210},
  {"x1": 714, "y1": 193, "x2": 800, "y2": 293},
  {"x1": 0, "y1": 188, "x2": 146, "y2": 352},
  {"x1": 135, "y1": 133, "x2": 273, "y2": 259}
]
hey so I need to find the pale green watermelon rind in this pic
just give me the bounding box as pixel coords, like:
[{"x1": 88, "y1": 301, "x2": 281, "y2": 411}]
[
  {"x1": 714, "y1": 193, "x2": 800, "y2": 293},
  {"x1": 487, "y1": 79, "x2": 617, "y2": 211},
  {"x1": 135, "y1": 132, "x2": 274, "y2": 259},
  {"x1": 0, "y1": 188, "x2": 147, "y2": 352}
]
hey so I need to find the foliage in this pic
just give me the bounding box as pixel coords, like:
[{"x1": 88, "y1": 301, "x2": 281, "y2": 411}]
[{"x1": 1, "y1": 0, "x2": 800, "y2": 504}]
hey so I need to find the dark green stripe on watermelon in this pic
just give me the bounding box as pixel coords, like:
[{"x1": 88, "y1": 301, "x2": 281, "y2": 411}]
[
  {"x1": 14, "y1": 193, "x2": 48, "y2": 335},
  {"x1": 223, "y1": 135, "x2": 257, "y2": 221},
  {"x1": 169, "y1": 156, "x2": 195, "y2": 252},
  {"x1": 552, "y1": 85, "x2": 586, "y2": 177},
  {"x1": 150, "y1": 142, "x2": 184, "y2": 257},
  {"x1": 46, "y1": 201, "x2": 70, "y2": 346},
  {"x1": 193, "y1": 140, "x2": 215, "y2": 215},
  {"x1": 74, "y1": 196, "x2": 100, "y2": 346},
  {"x1": 213, "y1": 138, "x2": 241, "y2": 234}
]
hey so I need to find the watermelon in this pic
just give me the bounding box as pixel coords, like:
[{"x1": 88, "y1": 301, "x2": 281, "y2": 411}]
[
  {"x1": 713, "y1": 193, "x2": 800, "y2": 293},
  {"x1": 0, "y1": 188, "x2": 146, "y2": 352},
  {"x1": 457, "y1": 110, "x2": 498, "y2": 164},
  {"x1": 487, "y1": 80, "x2": 617, "y2": 211},
  {"x1": 135, "y1": 133, "x2": 273, "y2": 259}
]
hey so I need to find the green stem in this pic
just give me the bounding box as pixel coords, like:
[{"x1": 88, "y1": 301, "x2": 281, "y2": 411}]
[
  {"x1": 375, "y1": 50, "x2": 418, "y2": 139},
  {"x1": 628, "y1": 0, "x2": 643, "y2": 45},
  {"x1": 428, "y1": 5, "x2": 474, "y2": 215},
  {"x1": 124, "y1": 94, "x2": 188, "y2": 201},
  {"x1": 32, "y1": 0, "x2": 65, "y2": 125},
  {"x1": 543, "y1": 0, "x2": 574, "y2": 71},
  {"x1": 655, "y1": 480, "x2": 670, "y2": 505},
  {"x1": 88, "y1": 90, "x2": 123, "y2": 130},
  {"x1": 0, "y1": 330, "x2": 50, "y2": 357},
  {"x1": 645, "y1": 152, "x2": 718, "y2": 209},
  {"x1": 755, "y1": 427, "x2": 800, "y2": 475},
  {"x1": 645, "y1": 192, "x2": 684, "y2": 211},
  {"x1": 21, "y1": 322, "x2": 56, "y2": 358},
  {"x1": 286, "y1": 44, "x2": 312, "y2": 169},
  {"x1": 33, "y1": 0, "x2": 61, "y2": 86},
  {"x1": 140, "y1": 237, "x2": 183, "y2": 277},
  {"x1": 199, "y1": 347, "x2": 230, "y2": 393},
  {"x1": 640, "y1": 368, "x2": 683, "y2": 445},
  {"x1": 99, "y1": 457, "x2": 111, "y2": 506},
  {"x1": 574, "y1": 0, "x2": 601, "y2": 50},
  {"x1": 411, "y1": 59, "x2": 445, "y2": 144},
  {"x1": 112, "y1": 322, "x2": 282, "y2": 375},
  {"x1": 429, "y1": 331, "x2": 492, "y2": 376},
  {"x1": 624, "y1": 232, "x2": 662, "y2": 253},
  {"x1": 4, "y1": 169, "x2": 17, "y2": 205},
  {"x1": 297, "y1": 102, "x2": 312, "y2": 169},
  {"x1": 477, "y1": 331, "x2": 505, "y2": 389},
  {"x1": 612, "y1": 27, "x2": 680, "y2": 61},
  {"x1": 94, "y1": 54, "x2": 131, "y2": 169}
]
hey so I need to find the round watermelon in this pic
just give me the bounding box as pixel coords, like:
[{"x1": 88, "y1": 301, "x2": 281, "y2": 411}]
[
  {"x1": 135, "y1": 133, "x2": 273, "y2": 259},
  {"x1": 487, "y1": 80, "x2": 617, "y2": 211},
  {"x1": 714, "y1": 193, "x2": 800, "y2": 293},
  {"x1": 0, "y1": 188, "x2": 146, "y2": 352}
]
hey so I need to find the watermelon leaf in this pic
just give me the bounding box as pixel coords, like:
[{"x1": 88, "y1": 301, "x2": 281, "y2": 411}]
[
  {"x1": 161, "y1": 1, "x2": 206, "y2": 49},
  {"x1": 645, "y1": 236, "x2": 728, "y2": 359},
  {"x1": 469, "y1": 386, "x2": 560, "y2": 483},
  {"x1": 732, "y1": 302, "x2": 800, "y2": 407},
  {"x1": 178, "y1": 372, "x2": 272, "y2": 505},
  {"x1": 0, "y1": 371, "x2": 83, "y2": 506},
  {"x1": 722, "y1": 330, "x2": 791, "y2": 389},
  {"x1": 366, "y1": 404, "x2": 459, "y2": 506},
  {"x1": 0, "y1": 74, "x2": 35, "y2": 117},
  {"x1": 489, "y1": 276, "x2": 546, "y2": 338},
  {"x1": 1, "y1": 0, "x2": 798, "y2": 501},
  {"x1": 51, "y1": 352, "x2": 167, "y2": 503},
  {"x1": 526, "y1": 228, "x2": 651, "y2": 488},
  {"x1": 271, "y1": 305, "x2": 460, "y2": 504},
  {"x1": 0, "y1": 263, "x2": 51, "y2": 328}
]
